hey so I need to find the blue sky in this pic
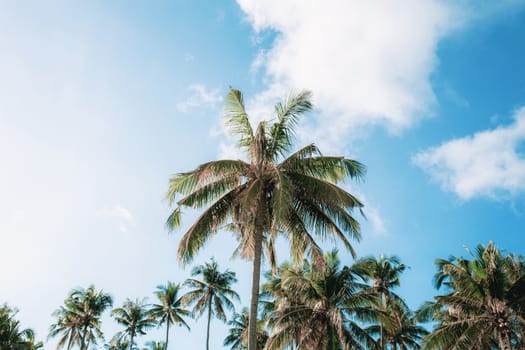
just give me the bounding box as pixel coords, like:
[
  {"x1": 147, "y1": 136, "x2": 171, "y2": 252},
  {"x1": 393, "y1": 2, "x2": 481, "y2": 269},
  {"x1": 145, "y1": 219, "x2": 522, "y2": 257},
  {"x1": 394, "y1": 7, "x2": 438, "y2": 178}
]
[{"x1": 1, "y1": 1, "x2": 525, "y2": 349}]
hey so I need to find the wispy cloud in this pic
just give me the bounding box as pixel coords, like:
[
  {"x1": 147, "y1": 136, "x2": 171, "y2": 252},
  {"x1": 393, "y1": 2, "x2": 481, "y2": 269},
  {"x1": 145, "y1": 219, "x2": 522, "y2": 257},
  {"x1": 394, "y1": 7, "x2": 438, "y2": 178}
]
[
  {"x1": 413, "y1": 107, "x2": 525, "y2": 200},
  {"x1": 99, "y1": 205, "x2": 135, "y2": 232},
  {"x1": 176, "y1": 84, "x2": 221, "y2": 113}
]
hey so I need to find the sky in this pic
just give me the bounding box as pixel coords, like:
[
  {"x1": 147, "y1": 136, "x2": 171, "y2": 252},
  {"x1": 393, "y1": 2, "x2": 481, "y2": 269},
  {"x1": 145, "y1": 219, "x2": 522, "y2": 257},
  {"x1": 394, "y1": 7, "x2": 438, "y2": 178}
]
[{"x1": 1, "y1": 0, "x2": 525, "y2": 349}]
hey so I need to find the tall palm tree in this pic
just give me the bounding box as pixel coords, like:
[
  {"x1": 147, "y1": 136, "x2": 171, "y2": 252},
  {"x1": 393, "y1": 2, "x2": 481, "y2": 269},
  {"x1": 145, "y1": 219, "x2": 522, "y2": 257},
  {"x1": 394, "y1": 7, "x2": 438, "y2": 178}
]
[
  {"x1": 166, "y1": 88, "x2": 365, "y2": 350},
  {"x1": 49, "y1": 285, "x2": 113, "y2": 350},
  {"x1": 355, "y1": 255, "x2": 406, "y2": 348},
  {"x1": 263, "y1": 251, "x2": 379, "y2": 350},
  {"x1": 112, "y1": 299, "x2": 156, "y2": 350},
  {"x1": 149, "y1": 282, "x2": 190, "y2": 349},
  {"x1": 0, "y1": 304, "x2": 42, "y2": 350},
  {"x1": 182, "y1": 259, "x2": 239, "y2": 350},
  {"x1": 224, "y1": 307, "x2": 268, "y2": 350},
  {"x1": 420, "y1": 242, "x2": 525, "y2": 349}
]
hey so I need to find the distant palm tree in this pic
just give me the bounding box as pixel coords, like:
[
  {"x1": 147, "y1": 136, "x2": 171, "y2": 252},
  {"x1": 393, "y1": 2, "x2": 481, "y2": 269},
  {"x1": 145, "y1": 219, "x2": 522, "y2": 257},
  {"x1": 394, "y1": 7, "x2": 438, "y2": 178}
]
[
  {"x1": 166, "y1": 88, "x2": 365, "y2": 350},
  {"x1": 0, "y1": 304, "x2": 42, "y2": 349},
  {"x1": 183, "y1": 259, "x2": 240, "y2": 350},
  {"x1": 355, "y1": 255, "x2": 406, "y2": 348},
  {"x1": 104, "y1": 337, "x2": 130, "y2": 350},
  {"x1": 366, "y1": 300, "x2": 427, "y2": 350},
  {"x1": 264, "y1": 251, "x2": 379, "y2": 350},
  {"x1": 420, "y1": 242, "x2": 525, "y2": 349},
  {"x1": 150, "y1": 282, "x2": 190, "y2": 349},
  {"x1": 49, "y1": 285, "x2": 113, "y2": 350},
  {"x1": 224, "y1": 308, "x2": 268, "y2": 350},
  {"x1": 142, "y1": 340, "x2": 166, "y2": 350},
  {"x1": 112, "y1": 299, "x2": 156, "y2": 350}
]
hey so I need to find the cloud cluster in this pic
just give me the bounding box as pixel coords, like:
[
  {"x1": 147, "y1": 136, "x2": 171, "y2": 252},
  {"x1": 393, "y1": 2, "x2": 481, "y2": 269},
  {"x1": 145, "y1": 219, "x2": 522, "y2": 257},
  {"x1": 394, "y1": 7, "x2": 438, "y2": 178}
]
[
  {"x1": 414, "y1": 107, "x2": 525, "y2": 200},
  {"x1": 237, "y1": 0, "x2": 463, "y2": 150}
]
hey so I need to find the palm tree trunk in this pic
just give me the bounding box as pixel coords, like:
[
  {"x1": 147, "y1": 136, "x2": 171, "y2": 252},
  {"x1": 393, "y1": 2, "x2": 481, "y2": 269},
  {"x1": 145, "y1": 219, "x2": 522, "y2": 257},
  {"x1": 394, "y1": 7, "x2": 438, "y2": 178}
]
[
  {"x1": 130, "y1": 331, "x2": 134, "y2": 350},
  {"x1": 505, "y1": 330, "x2": 512, "y2": 350},
  {"x1": 379, "y1": 324, "x2": 383, "y2": 350},
  {"x1": 165, "y1": 321, "x2": 170, "y2": 350},
  {"x1": 79, "y1": 324, "x2": 88, "y2": 350},
  {"x1": 248, "y1": 204, "x2": 265, "y2": 350},
  {"x1": 206, "y1": 299, "x2": 212, "y2": 350}
]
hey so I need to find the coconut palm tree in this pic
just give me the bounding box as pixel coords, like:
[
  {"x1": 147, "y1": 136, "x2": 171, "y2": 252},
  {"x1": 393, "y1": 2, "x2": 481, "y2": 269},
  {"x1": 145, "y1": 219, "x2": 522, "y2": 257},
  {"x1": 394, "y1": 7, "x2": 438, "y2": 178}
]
[
  {"x1": 166, "y1": 88, "x2": 365, "y2": 350},
  {"x1": 366, "y1": 300, "x2": 427, "y2": 350},
  {"x1": 263, "y1": 251, "x2": 379, "y2": 350},
  {"x1": 49, "y1": 285, "x2": 113, "y2": 350},
  {"x1": 104, "y1": 337, "x2": 130, "y2": 350},
  {"x1": 149, "y1": 282, "x2": 190, "y2": 350},
  {"x1": 355, "y1": 255, "x2": 406, "y2": 348},
  {"x1": 142, "y1": 340, "x2": 166, "y2": 350},
  {"x1": 182, "y1": 259, "x2": 239, "y2": 350},
  {"x1": 112, "y1": 299, "x2": 156, "y2": 350},
  {"x1": 0, "y1": 304, "x2": 42, "y2": 349},
  {"x1": 420, "y1": 242, "x2": 525, "y2": 349},
  {"x1": 224, "y1": 307, "x2": 268, "y2": 350}
]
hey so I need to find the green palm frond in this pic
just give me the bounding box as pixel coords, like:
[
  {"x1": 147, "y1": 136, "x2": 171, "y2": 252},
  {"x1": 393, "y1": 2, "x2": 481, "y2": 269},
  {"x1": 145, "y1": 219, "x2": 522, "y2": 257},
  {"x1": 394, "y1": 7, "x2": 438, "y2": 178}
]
[{"x1": 224, "y1": 89, "x2": 254, "y2": 151}]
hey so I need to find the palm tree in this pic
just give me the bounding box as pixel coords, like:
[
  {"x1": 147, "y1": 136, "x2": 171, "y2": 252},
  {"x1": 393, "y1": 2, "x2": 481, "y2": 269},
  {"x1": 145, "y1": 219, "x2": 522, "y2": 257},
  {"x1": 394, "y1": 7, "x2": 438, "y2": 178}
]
[
  {"x1": 49, "y1": 285, "x2": 113, "y2": 350},
  {"x1": 149, "y1": 282, "x2": 190, "y2": 349},
  {"x1": 420, "y1": 242, "x2": 525, "y2": 349},
  {"x1": 166, "y1": 88, "x2": 365, "y2": 350},
  {"x1": 112, "y1": 299, "x2": 156, "y2": 350},
  {"x1": 224, "y1": 308, "x2": 268, "y2": 350},
  {"x1": 104, "y1": 337, "x2": 130, "y2": 350},
  {"x1": 355, "y1": 255, "x2": 406, "y2": 348},
  {"x1": 0, "y1": 304, "x2": 42, "y2": 349},
  {"x1": 142, "y1": 340, "x2": 166, "y2": 350},
  {"x1": 366, "y1": 300, "x2": 427, "y2": 350},
  {"x1": 182, "y1": 259, "x2": 240, "y2": 350},
  {"x1": 263, "y1": 251, "x2": 379, "y2": 350}
]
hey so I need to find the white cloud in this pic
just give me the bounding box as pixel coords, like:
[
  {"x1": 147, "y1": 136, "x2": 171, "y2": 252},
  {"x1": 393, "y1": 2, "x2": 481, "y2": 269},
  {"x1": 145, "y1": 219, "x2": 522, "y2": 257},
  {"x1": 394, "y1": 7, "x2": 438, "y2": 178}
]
[
  {"x1": 176, "y1": 84, "x2": 222, "y2": 113},
  {"x1": 99, "y1": 205, "x2": 135, "y2": 232},
  {"x1": 413, "y1": 107, "x2": 525, "y2": 200},
  {"x1": 365, "y1": 205, "x2": 387, "y2": 237},
  {"x1": 236, "y1": 0, "x2": 462, "y2": 148}
]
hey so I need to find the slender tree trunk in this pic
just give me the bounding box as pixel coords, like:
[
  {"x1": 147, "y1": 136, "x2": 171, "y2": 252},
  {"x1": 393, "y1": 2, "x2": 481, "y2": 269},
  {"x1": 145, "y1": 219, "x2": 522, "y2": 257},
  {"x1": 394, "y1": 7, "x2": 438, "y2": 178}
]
[
  {"x1": 165, "y1": 321, "x2": 170, "y2": 350},
  {"x1": 79, "y1": 324, "x2": 88, "y2": 350},
  {"x1": 248, "y1": 202, "x2": 265, "y2": 350},
  {"x1": 206, "y1": 299, "x2": 212, "y2": 350},
  {"x1": 130, "y1": 330, "x2": 134, "y2": 350},
  {"x1": 379, "y1": 324, "x2": 383, "y2": 350},
  {"x1": 505, "y1": 330, "x2": 512, "y2": 350}
]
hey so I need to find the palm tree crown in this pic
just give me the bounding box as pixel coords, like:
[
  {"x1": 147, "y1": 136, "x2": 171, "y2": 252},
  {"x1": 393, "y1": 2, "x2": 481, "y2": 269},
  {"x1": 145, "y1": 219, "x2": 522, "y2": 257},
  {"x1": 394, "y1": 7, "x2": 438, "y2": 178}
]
[
  {"x1": 112, "y1": 298, "x2": 156, "y2": 350},
  {"x1": 49, "y1": 285, "x2": 113, "y2": 350},
  {"x1": 1, "y1": 304, "x2": 43, "y2": 350},
  {"x1": 149, "y1": 282, "x2": 190, "y2": 350},
  {"x1": 166, "y1": 89, "x2": 365, "y2": 350},
  {"x1": 182, "y1": 259, "x2": 239, "y2": 350},
  {"x1": 263, "y1": 251, "x2": 379, "y2": 350},
  {"x1": 420, "y1": 242, "x2": 525, "y2": 349},
  {"x1": 224, "y1": 307, "x2": 268, "y2": 350}
]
